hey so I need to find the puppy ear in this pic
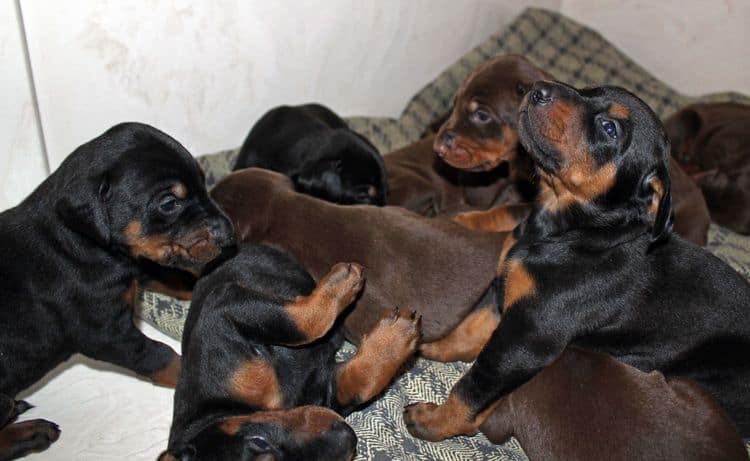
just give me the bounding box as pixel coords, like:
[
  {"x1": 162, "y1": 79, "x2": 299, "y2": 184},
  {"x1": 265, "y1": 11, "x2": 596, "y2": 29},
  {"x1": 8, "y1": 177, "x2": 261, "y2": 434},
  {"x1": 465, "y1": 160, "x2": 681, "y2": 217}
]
[
  {"x1": 56, "y1": 175, "x2": 112, "y2": 247},
  {"x1": 663, "y1": 107, "x2": 702, "y2": 158},
  {"x1": 643, "y1": 163, "x2": 673, "y2": 247}
]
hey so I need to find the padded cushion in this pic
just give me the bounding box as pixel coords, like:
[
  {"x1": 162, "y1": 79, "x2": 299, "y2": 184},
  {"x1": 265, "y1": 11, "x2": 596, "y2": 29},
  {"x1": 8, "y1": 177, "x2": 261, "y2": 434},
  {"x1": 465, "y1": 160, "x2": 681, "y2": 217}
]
[{"x1": 138, "y1": 8, "x2": 750, "y2": 459}]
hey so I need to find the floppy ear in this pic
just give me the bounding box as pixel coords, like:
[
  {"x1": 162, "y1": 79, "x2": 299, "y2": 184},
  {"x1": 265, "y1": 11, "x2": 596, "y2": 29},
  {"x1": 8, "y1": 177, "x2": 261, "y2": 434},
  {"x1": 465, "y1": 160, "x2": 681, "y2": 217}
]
[
  {"x1": 663, "y1": 107, "x2": 701, "y2": 158},
  {"x1": 56, "y1": 175, "x2": 112, "y2": 247},
  {"x1": 293, "y1": 159, "x2": 343, "y2": 201},
  {"x1": 643, "y1": 163, "x2": 673, "y2": 247}
]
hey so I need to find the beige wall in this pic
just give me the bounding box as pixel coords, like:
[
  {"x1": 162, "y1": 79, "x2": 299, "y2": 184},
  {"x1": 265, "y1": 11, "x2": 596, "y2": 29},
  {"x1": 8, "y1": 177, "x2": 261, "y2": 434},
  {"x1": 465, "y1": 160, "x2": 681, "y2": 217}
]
[{"x1": 1, "y1": 0, "x2": 749, "y2": 210}]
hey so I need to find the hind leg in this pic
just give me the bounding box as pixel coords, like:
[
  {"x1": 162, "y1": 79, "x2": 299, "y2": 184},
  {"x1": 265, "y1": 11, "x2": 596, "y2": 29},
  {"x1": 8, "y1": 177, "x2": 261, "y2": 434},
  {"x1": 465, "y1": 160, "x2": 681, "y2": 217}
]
[
  {"x1": 0, "y1": 394, "x2": 60, "y2": 461},
  {"x1": 334, "y1": 308, "x2": 420, "y2": 414}
]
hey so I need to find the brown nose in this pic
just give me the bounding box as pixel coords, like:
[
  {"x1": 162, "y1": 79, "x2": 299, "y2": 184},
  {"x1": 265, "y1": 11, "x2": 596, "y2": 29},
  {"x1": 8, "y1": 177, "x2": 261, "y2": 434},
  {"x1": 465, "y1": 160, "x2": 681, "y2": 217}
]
[
  {"x1": 530, "y1": 83, "x2": 554, "y2": 106},
  {"x1": 441, "y1": 130, "x2": 456, "y2": 148}
]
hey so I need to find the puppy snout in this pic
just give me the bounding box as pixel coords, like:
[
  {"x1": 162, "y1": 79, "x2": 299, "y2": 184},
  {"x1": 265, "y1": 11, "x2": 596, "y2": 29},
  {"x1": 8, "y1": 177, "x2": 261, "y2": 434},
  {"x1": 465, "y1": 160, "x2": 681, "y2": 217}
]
[
  {"x1": 441, "y1": 130, "x2": 456, "y2": 149},
  {"x1": 209, "y1": 215, "x2": 236, "y2": 248},
  {"x1": 531, "y1": 83, "x2": 554, "y2": 106}
]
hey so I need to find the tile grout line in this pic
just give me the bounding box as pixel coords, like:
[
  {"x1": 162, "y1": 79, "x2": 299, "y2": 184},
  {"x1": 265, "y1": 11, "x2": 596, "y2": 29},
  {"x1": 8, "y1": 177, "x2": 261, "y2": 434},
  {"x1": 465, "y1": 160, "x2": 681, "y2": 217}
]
[{"x1": 14, "y1": 0, "x2": 51, "y2": 175}]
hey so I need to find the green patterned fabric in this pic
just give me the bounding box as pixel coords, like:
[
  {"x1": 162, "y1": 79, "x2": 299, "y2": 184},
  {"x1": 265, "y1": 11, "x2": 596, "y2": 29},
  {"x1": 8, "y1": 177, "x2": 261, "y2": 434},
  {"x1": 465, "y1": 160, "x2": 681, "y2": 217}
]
[{"x1": 138, "y1": 8, "x2": 750, "y2": 459}]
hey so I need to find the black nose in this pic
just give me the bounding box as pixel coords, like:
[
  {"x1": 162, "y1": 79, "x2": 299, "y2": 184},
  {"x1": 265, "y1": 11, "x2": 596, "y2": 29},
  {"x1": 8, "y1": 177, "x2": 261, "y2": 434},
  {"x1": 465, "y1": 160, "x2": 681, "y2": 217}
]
[
  {"x1": 327, "y1": 421, "x2": 357, "y2": 461},
  {"x1": 209, "y1": 215, "x2": 236, "y2": 248},
  {"x1": 531, "y1": 84, "x2": 554, "y2": 106},
  {"x1": 442, "y1": 130, "x2": 456, "y2": 148}
]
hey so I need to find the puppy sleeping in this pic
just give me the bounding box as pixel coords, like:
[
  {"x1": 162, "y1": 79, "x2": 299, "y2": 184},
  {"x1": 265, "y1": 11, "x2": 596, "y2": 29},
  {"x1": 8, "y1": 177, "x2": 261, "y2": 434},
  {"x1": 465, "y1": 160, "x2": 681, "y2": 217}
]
[{"x1": 233, "y1": 103, "x2": 387, "y2": 205}]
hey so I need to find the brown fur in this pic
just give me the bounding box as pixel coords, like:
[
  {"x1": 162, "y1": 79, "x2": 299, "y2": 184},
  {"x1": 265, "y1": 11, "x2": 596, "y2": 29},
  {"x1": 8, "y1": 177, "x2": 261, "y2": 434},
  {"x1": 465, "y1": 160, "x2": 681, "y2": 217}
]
[
  {"x1": 229, "y1": 359, "x2": 284, "y2": 410},
  {"x1": 210, "y1": 168, "x2": 505, "y2": 344},
  {"x1": 125, "y1": 220, "x2": 223, "y2": 273},
  {"x1": 385, "y1": 55, "x2": 550, "y2": 217},
  {"x1": 149, "y1": 354, "x2": 182, "y2": 388},
  {"x1": 664, "y1": 102, "x2": 750, "y2": 235},
  {"x1": 503, "y1": 260, "x2": 535, "y2": 312},
  {"x1": 284, "y1": 263, "x2": 364, "y2": 344},
  {"x1": 218, "y1": 406, "x2": 346, "y2": 442},
  {"x1": 452, "y1": 204, "x2": 530, "y2": 233},
  {"x1": 419, "y1": 304, "x2": 501, "y2": 362},
  {"x1": 335, "y1": 308, "x2": 420, "y2": 406},
  {"x1": 480, "y1": 347, "x2": 748, "y2": 461}
]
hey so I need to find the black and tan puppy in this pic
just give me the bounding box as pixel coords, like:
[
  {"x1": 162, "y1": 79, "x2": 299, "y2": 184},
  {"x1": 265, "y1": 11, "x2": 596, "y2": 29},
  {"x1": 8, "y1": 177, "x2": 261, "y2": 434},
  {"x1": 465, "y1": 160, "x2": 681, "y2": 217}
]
[
  {"x1": 403, "y1": 83, "x2": 750, "y2": 441},
  {"x1": 162, "y1": 243, "x2": 420, "y2": 460},
  {"x1": 431, "y1": 55, "x2": 710, "y2": 245},
  {"x1": 0, "y1": 123, "x2": 234, "y2": 459},
  {"x1": 233, "y1": 103, "x2": 387, "y2": 205}
]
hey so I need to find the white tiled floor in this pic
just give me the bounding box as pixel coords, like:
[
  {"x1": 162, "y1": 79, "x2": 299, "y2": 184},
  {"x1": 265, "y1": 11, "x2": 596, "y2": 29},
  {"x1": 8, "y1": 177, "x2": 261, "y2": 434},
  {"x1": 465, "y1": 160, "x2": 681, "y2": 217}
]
[{"x1": 19, "y1": 321, "x2": 181, "y2": 461}]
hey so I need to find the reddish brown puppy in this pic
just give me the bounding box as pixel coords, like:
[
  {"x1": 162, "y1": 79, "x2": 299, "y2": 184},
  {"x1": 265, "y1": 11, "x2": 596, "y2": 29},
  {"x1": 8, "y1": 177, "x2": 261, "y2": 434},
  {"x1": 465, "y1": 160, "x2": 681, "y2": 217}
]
[
  {"x1": 479, "y1": 347, "x2": 748, "y2": 461},
  {"x1": 385, "y1": 54, "x2": 546, "y2": 219},
  {"x1": 665, "y1": 102, "x2": 750, "y2": 235},
  {"x1": 210, "y1": 168, "x2": 505, "y2": 355}
]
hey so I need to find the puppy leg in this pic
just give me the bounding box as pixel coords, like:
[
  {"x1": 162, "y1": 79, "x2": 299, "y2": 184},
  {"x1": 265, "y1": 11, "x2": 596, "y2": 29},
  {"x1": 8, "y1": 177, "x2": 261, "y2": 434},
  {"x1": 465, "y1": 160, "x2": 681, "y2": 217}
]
[
  {"x1": 404, "y1": 305, "x2": 570, "y2": 441},
  {"x1": 419, "y1": 303, "x2": 500, "y2": 362},
  {"x1": 81, "y1": 309, "x2": 181, "y2": 387},
  {"x1": 0, "y1": 396, "x2": 60, "y2": 461},
  {"x1": 334, "y1": 308, "x2": 420, "y2": 413},
  {"x1": 215, "y1": 263, "x2": 365, "y2": 347},
  {"x1": 452, "y1": 204, "x2": 529, "y2": 233}
]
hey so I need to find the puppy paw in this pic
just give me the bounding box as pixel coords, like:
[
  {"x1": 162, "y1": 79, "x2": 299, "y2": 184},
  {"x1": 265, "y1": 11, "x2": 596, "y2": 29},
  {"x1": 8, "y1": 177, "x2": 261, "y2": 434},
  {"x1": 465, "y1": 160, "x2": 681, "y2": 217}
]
[
  {"x1": 0, "y1": 419, "x2": 61, "y2": 458},
  {"x1": 403, "y1": 399, "x2": 477, "y2": 442},
  {"x1": 372, "y1": 307, "x2": 421, "y2": 356},
  {"x1": 318, "y1": 263, "x2": 365, "y2": 311},
  {"x1": 403, "y1": 402, "x2": 444, "y2": 441}
]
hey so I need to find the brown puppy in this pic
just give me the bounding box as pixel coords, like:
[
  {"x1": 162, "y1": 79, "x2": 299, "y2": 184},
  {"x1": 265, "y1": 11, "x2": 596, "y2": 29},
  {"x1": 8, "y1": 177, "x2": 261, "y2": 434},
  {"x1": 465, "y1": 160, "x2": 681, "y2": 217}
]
[
  {"x1": 479, "y1": 347, "x2": 748, "y2": 461},
  {"x1": 385, "y1": 54, "x2": 546, "y2": 218},
  {"x1": 210, "y1": 168, "x2": 505, "y2": 346},
  {"x1": 433, "y1": 56, "x2": 710, "y2": 244},
  {"x1": 665, "y1": 102, "x2": 750, "y2": 235}
]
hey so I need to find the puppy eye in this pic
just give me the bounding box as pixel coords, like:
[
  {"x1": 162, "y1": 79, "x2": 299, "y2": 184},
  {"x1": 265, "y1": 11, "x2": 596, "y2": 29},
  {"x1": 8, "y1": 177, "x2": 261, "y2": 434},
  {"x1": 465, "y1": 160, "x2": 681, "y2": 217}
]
[
  {"x1": 247, "y1": 436, "x2": 271, "y2": 452},
  {"x1": 599, "y1": 118, "x2": 618, "y2": 140},
  {"x1": 471, "y1": 110, "x2": 492, "y2": 124},
  {"x1": 158, "y1": 194, "x2": 181, "y2": 214}
]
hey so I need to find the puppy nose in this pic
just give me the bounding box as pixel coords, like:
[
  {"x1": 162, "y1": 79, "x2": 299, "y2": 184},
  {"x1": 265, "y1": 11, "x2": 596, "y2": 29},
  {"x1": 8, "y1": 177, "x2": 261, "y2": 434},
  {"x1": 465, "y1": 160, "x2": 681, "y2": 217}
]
[
  {"x1": 442, "y1": 130, "x2": 456, "y2": 148},
  {"x1": 531, "y1": 84, "x2": 554, "y2": 106},
  {"x1": 209, "y1": 215, "x2": 236, "y2": 247}
]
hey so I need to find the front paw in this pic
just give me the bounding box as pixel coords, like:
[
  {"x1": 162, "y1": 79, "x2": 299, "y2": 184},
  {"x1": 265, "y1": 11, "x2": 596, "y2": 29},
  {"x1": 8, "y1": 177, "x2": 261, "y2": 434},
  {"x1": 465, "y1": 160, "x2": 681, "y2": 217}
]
[
  {"x1": 0, "y1": 419, "x2": 61, "y2": 459},
  {"x1": 403, "y1": 402, "x2": 447, "y2": 442}
]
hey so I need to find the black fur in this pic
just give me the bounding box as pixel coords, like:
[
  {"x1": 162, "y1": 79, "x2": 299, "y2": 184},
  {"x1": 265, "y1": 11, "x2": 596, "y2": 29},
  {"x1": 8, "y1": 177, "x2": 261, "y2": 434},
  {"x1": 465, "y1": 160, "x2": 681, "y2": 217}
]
[
  {"x1": 406, "y1": 83, "x2": 750, "y2": 440},
  {"x1": 165, "y1": 244, "x2": 358, "y2": 461},
  {"x1": 233, "y1": 104, "x2": 387, "y2": 205},
  {"x1": 0, "y1": 122, "x2": 234, "y2": 460}
]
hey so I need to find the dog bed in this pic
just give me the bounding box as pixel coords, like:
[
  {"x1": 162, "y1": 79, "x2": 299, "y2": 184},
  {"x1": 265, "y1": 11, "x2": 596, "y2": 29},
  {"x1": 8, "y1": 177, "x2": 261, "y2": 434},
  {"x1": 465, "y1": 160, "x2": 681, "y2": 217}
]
[{"x1": 139, "y1": 8, "x2": 750, "y2": 459}]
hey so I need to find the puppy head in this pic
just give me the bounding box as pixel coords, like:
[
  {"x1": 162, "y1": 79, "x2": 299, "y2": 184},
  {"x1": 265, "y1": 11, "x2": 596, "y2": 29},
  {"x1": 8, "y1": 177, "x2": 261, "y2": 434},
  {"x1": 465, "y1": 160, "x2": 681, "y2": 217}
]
[
  {"x1": 519, "y1": 82, "x2": 672, "y2": 243},
  {"x1": 294, "y1": 130, "x2": 387, "y2": 205},
  {"x1": 56, "y1": 122, "x2": 235, "y2": 274},
  {"x1": 434, "y1": 54, "x2": 552, "y2": 171},
  {"x1": 162, "y1": 406, "x2": 357, "y2": 461}
]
